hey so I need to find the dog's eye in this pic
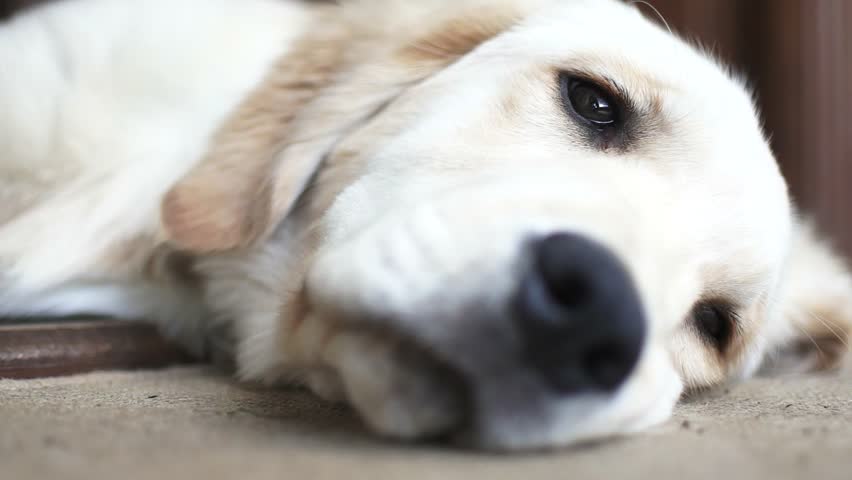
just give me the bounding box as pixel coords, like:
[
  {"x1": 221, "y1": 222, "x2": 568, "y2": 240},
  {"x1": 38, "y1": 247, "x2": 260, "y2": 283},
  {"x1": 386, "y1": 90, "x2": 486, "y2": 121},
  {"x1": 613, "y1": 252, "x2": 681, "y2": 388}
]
[
  {"x1": 692, "y1": 302, "x2": 736, "y2": 351},
  {"x1": 561, "y1": 76, "x2": 620, "y2": 129}
]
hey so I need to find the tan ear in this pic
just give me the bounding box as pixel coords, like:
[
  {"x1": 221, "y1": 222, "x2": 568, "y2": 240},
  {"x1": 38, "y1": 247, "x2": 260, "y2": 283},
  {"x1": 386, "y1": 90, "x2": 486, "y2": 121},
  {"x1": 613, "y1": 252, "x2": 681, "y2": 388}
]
[
  {"x1": 762, "y1": 219, "x2": 852, "y2": 374},
  {"x1": 162, "y1": 3, "x2": 524, "y2": 253},
  {"x1": 161, "y1": 25, "x2": 348, "y2": 253},
  {"x1": 161, "y1": 119, "x2": 302, "y2": 253},
  {"x1": 162, "y1": 15, "x2": 396, "y2": 253}
]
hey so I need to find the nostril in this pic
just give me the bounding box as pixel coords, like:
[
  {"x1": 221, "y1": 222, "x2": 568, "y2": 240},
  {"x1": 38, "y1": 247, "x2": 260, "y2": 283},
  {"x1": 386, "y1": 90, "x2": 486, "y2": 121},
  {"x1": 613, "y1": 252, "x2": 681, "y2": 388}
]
[
  {"x1": 535, "y1": 233, "x2": 599, "y2": 309},
  {"x1": 583, "y1": 342, "x2": 638, "y2": 391},
  {"x1": 540, "y1": 268, "x2": 591, "y2": 309},
  {"x1": 515, "y1": 232, "x2": 646, "y2": 393}
]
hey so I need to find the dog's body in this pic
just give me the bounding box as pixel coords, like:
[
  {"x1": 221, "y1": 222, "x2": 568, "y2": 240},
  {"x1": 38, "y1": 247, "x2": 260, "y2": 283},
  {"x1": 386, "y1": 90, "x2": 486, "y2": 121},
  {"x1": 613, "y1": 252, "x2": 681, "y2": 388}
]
[{"x1": 1, "y1": 0, "x2": 850, "y2": 449}]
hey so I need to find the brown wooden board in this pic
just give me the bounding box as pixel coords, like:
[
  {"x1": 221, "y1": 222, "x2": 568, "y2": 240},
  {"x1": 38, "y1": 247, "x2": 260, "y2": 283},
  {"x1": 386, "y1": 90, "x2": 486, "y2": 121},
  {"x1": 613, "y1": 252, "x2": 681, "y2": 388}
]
[{"x1": 0, "y1": 321, "x2": 195, "y2": 379}]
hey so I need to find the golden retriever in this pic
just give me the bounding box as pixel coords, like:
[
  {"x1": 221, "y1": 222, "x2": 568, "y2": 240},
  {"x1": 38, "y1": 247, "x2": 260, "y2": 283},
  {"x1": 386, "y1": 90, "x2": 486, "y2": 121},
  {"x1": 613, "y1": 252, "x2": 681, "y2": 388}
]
[{"x1": 1, "y1": 0, "x2": 850, "y2": 449}]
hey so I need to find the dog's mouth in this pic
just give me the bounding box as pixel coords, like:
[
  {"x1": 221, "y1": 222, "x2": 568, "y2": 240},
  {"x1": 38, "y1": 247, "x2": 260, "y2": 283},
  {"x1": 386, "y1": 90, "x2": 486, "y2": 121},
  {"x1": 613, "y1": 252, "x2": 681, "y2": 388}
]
[{"x1": 320, "y1": 325, "x2": 473, "y2": 441}]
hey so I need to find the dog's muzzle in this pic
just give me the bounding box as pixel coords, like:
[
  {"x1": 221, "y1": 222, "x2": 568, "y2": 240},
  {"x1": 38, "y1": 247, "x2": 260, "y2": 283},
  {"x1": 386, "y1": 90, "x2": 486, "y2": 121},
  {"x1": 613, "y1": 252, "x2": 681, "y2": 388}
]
[{"x1": 309, "y1": 225, "x2": 651, "y2": 446}]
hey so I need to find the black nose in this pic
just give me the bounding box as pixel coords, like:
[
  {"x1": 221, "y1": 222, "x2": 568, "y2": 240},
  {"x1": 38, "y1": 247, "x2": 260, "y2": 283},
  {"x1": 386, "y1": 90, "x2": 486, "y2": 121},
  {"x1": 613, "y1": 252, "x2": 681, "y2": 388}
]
[{"x1": 512, "y1": 233, "x2": 646, "y2": 393}]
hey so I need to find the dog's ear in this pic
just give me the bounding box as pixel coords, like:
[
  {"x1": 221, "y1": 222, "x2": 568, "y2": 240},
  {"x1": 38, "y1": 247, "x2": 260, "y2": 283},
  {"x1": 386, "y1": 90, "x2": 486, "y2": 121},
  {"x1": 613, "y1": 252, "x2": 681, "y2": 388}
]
[
  {"x1": 162, "y1": 5, "x2": 523, "y2": 253},
  {"x1": 162, "y1": 26, "x2": 400, "y2": 253},
  {"x1": 160, "y1": 33, "x2": 346, "y2": 253},
  {"x1": 761, "y1": 220, "x2": 852, "y2": 374}
]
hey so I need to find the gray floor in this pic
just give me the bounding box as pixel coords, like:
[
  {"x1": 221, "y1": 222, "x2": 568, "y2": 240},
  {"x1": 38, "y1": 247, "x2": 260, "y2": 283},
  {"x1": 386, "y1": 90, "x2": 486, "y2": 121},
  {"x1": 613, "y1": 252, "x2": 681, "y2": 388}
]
[{"x1": 1, "y1": 363, "x2": 850, "y2": 480}]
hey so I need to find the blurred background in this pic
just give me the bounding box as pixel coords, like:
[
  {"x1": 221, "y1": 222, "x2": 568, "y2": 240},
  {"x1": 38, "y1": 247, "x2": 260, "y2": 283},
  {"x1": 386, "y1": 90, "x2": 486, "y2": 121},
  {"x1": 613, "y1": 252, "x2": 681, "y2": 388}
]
[{"x1": 2, "y1": 0, "x2": 850, "y2": 255}]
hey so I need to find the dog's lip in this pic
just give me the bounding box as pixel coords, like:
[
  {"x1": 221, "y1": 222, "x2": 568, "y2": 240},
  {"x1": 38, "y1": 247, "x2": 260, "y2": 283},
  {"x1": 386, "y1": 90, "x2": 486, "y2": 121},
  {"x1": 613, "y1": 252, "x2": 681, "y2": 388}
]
[{"x1": 329, "y1": 321, "x2": 478, "y2": 440}]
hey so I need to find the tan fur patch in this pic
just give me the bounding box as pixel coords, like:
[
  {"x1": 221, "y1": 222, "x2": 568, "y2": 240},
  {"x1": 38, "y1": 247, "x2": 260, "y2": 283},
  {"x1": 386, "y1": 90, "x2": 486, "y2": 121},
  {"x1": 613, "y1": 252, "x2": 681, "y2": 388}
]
[
  {"x1": 162, "y1": 8, "x2": 352, "y2": 253},
  {"x1": 163, "y1": 1, "x2": 530, "y2": 254},
  {"x1": 397, "y1": 7, "x2": 522, "y2": 64}
]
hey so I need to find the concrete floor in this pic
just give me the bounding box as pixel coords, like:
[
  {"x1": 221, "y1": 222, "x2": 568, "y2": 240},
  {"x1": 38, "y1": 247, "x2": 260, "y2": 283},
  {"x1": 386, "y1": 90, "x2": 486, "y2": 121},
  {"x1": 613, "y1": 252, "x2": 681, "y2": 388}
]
[{"x1": 1, "y1": 363, "x2": 851, "y2": 480}]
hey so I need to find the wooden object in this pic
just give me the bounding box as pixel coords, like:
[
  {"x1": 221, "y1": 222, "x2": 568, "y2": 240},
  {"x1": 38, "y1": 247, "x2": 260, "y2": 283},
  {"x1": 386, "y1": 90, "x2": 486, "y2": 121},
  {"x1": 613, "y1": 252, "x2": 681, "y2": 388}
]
[{"x1": 0, "y1": 321, "x2": 194, "y2": 379}]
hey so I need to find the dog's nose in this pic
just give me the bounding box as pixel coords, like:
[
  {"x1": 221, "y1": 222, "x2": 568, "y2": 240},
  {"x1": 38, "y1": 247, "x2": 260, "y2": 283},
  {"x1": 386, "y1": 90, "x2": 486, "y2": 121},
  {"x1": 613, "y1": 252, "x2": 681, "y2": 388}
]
[{"x1": 513, "y1": 232, "x2": 646, "y2": 393}]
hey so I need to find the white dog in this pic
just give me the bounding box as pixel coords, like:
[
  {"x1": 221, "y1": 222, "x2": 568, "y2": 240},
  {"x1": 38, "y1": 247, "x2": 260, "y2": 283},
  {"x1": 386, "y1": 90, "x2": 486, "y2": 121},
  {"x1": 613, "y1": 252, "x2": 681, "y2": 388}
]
[{"x1": 1, "y1": 0, "x2": 850, "y2": 450}]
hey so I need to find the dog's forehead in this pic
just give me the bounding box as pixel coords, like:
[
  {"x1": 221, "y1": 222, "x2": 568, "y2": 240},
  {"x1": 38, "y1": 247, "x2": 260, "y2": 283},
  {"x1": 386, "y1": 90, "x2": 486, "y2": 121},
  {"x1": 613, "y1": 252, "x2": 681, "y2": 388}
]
[
  {"x1": 351, "y1": 0, "x2": 792, "y2": 294},
  {"x1": 513, "y1": 1, "x2": 792, "y2": 261},
  {"x1": 460, "y1": 0, "x2": 770, "y2": 161},
  {"x1": 468, "y1": 1, "x2": 735, "y2": 103}
]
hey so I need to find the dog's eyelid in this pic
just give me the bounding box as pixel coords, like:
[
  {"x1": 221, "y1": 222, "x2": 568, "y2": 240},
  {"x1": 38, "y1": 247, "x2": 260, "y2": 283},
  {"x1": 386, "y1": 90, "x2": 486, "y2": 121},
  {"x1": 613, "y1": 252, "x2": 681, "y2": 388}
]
[{"x1": 557, "y1": 70, "x2": 628, "y2": 106}]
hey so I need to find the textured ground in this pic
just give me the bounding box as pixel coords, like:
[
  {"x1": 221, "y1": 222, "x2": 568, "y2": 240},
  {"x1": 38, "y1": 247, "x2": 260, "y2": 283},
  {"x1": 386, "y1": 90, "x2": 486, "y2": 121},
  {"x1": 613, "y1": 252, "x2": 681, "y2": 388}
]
[{"x1": 1, "y1": 362, "x2": 850, "y2": 480}]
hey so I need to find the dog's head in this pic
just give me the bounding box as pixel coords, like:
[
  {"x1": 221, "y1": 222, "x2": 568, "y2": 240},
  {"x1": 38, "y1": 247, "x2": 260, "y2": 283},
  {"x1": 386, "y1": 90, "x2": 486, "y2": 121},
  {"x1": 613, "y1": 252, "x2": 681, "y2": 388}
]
[{"x1": 163, "y1": 0, "x2": 851, "y2": 449}]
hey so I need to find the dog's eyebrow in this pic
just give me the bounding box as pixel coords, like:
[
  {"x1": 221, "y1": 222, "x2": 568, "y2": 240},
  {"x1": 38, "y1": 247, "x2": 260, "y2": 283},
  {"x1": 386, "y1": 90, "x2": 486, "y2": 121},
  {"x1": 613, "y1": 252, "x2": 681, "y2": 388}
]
[{"x1": 566, "y1": 55, "x2": 678, "y2": 94}]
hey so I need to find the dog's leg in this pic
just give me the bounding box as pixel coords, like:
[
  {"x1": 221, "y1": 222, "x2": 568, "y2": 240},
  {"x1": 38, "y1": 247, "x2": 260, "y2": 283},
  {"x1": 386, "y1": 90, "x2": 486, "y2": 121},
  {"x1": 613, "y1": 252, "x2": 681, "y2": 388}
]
[{"x1": 0, "y1": 238, "x2": 211, "y2": 356}]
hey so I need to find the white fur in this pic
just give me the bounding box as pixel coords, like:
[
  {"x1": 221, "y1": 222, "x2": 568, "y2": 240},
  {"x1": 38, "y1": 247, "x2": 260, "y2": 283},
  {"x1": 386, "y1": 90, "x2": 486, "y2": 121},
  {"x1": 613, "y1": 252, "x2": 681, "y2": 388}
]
[
  {"x1": 1, "y1": 0, "x2": 848, "y2": 451},
  {"x1": 0, "y1": 0, "x2": 305, "y2": 331}
]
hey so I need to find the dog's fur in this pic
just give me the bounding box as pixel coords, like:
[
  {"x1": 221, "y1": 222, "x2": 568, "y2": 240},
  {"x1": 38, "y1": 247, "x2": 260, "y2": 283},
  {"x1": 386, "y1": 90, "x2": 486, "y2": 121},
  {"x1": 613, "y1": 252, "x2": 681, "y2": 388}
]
[{"x1": 1, "y1": 0, "x2": 850, "y2": 450}]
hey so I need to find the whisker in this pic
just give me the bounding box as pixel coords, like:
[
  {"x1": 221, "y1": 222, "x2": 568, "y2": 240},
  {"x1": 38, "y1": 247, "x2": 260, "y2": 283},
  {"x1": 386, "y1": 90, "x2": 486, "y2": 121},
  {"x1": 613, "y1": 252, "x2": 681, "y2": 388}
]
[
  {"x1": 630, "y1": 1, "x2": 673, "y2": 35},
  {"x1": 806, "y1": 309, "x2": 849, "y2": 347},
  {"x1": 756, "y1": 295, "x2": 847, "y2": 347},
  {"x1": 794, "y1": 322, "x2": 824, "y2": 357}
]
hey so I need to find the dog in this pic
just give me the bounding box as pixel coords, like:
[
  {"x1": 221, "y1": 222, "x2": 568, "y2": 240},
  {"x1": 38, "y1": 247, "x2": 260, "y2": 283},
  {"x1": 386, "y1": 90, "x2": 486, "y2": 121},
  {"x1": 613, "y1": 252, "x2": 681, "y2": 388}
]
[{"x1": 1, "y1": 0, "x2": 850, "y2": 450}]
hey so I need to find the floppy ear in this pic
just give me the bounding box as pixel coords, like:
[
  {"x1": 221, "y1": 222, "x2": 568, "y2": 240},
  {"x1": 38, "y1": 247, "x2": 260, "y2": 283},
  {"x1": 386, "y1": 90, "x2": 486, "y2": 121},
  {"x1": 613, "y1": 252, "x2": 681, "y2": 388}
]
[
  {"x1": 162, "y1": 5, "x2": 523, "y2": 253},
  {"x1": 762, "y1": 219, "x2": 852, "y2": 374},
  {"x1": 161, "y1": 26, "x2": 350, "y2": 253},
  {"x1": 161, "y1": 29, "x2": 414, "y2": 252},
  {"x1": 161, "y1": 93, "x2": 311, "y2": 252}
]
